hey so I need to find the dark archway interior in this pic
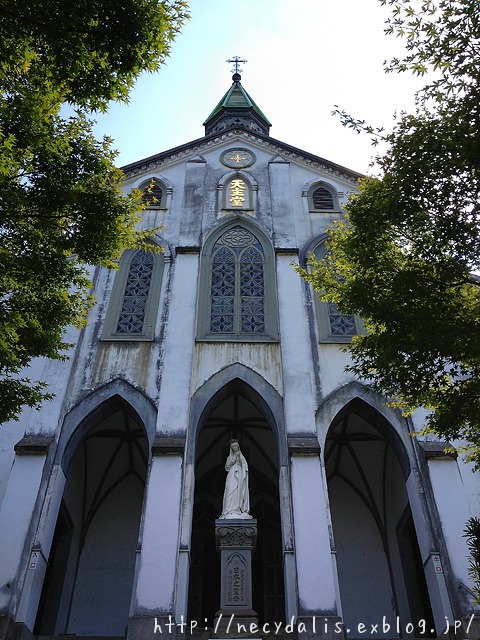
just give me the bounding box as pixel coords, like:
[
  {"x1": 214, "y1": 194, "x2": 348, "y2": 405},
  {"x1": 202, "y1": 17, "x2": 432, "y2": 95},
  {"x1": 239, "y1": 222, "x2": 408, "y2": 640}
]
[
  {"x1": 35, "y1": 398, "x2": 148, "y2": 637},
  {"x1": 325, "y1": 400, "x2": 434, "y2": 638},
  {"x1": 188, "y1": 381, "x2": 285, "y2": 627}
]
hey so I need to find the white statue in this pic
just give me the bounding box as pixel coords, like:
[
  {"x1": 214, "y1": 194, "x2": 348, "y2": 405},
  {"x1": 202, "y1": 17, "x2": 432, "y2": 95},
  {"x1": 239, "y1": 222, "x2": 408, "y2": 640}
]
[{"x1": 220, "y1": 439, "x2": 252, "y2": 519}]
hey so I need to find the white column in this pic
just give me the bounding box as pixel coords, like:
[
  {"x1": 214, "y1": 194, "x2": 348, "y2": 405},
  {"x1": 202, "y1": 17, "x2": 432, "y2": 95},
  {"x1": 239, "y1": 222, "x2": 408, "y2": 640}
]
[
  {"x1": 175, "y1": 462, "x2": 195, "y2": 621},
  {"x1": 156, "y1": 253, "x2": 198, "y2": 435},
  {"x1": 16, "y1": 463, "x2": 66, "y2": 629},
  {"x1": 279, "y1": 465, "x2": 298, "y2": 622},
  {"x1": 428, "y1": 458, "x2": 472, "y2": 584},
  {"x1": 134, "y1": 454, "x2": 183, "y2": 614},
  {"x1": 268, "y1": 158, "x2": 295, "y2": 247},
  {"x1": 276, "y1": 254, "x2": 317, "y2": 435},
  {"x1": 179, "y1": 157, "x2": 207, "y2": 246},
  {"x1": 0, "y1": 452, "x2": 47, "y2": 618},
  {"x1": 291, "y1": 455, "x2": 337, "y2": 614},
  {"x1": 426, "y1": 455, "x2": 474, "y2": 631},
  {"x1": 406, "y1": 468, "x2": 454, "y2": 633}
]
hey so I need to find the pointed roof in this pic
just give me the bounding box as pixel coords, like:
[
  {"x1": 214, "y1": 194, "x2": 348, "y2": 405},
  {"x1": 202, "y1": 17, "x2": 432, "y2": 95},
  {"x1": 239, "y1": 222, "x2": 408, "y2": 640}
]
[{"x1": 203, "y1": 73, "x2": 271, "y2": 136}]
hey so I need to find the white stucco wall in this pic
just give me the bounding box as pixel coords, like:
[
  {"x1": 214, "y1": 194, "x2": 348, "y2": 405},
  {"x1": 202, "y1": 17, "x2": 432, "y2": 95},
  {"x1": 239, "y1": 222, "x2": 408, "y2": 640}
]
[{"x1": 191, "y1": 343, "x2": 283, "y2": 396}]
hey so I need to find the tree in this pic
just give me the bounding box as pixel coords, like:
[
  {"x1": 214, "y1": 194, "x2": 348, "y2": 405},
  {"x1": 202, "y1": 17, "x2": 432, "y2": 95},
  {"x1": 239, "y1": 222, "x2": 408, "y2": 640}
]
[
  {"x1": 465, "y1": 517, "x2": 480, "y2": 603},
  {"x1": 0, "y1": 0, "x2": 189, "y2": 423},
  {"x1": 299, "y1": 0, "x2": 480, "y2": 466}
]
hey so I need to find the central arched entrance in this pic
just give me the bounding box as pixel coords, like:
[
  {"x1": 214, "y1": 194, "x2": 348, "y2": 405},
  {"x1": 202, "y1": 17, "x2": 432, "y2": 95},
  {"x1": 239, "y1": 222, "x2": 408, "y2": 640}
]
[
  {"x1": 34, "y1": 397, "x2": 148, "y2": 637},
  {"x1": 325, "y1": 399, "x2": 435, "y2": 638},
  {"x1": 188, "y1": 378, "x2": 285, "y2": 627}
]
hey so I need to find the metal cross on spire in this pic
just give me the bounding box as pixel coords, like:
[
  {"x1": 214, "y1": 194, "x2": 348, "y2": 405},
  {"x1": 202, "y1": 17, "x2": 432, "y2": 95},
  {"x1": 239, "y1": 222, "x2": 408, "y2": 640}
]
[{"x1": 227, "y1": 56, "x2": 247, "y2": 78}]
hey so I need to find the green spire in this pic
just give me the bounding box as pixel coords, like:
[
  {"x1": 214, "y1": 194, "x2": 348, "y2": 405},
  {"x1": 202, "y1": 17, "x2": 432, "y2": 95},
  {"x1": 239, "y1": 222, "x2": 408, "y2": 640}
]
[{"x1": 203, "y1": 73, "x2": 271, "y2": 136}]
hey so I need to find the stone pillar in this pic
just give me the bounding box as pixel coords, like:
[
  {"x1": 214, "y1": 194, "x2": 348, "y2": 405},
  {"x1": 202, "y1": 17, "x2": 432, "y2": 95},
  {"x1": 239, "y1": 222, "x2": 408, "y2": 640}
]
[
  {"x1": 127, "y1": 441, "x2": 184, "y2": 640},
  {"x1": 276, "y1": 253, "x2": 317, "y2": 436},
  {"x1": 179, "y1": 156, "x2": 206, "y2": 246},
  {"x1": 214, "y1": 520, "x2": 257, "y2": 632},
  {"x1": 0, "y1": 437, "x2": 52, "y2": 640},
  {"x1": 155, "y1": 251, "x2": 199, "y2": 436},
  {"x1": 412, "y1": 443, "x2": 470, "y2": 633},
  {"x1": 268, "y1": 156, "x2": 294, "y2": 247}
]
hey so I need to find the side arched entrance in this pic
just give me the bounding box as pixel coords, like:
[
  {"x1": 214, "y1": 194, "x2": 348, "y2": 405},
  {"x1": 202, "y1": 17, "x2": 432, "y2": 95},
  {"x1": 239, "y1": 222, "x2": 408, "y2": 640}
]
[
  {"x1": 325, "y1": 399, "x2": 435, "y2": 638},
  {"x1": 34, "y1": 396, "x2": 148, "y2": 637}
]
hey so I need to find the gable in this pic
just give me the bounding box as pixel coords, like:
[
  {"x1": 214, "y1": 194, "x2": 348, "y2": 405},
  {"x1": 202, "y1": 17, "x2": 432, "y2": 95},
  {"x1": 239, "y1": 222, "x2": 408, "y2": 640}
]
[{"x1": 122, "y1": 128, "x2": 363, "y2": 188}]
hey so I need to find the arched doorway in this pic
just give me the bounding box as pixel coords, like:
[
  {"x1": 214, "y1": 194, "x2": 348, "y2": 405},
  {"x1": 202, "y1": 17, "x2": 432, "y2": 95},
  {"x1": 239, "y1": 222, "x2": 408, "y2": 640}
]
[
  {"x1": 34, "y1": 397, "x2": 148, "y2": 637},
  {"x1": 188, "y1": 379, "x2": 285, "y2": 627},
  {"x1": 325, "y1": 400, "x2": 435, "y2": 638}
]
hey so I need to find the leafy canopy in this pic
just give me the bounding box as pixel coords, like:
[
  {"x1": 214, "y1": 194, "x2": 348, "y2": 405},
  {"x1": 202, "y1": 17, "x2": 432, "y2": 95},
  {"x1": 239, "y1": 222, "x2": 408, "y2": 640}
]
[
  {"x1": 0, "y1": 0, "x2": 189, "y2": 424},
  {"x1": 299, "y1": 0, "x2": 480, "y2": 465}
]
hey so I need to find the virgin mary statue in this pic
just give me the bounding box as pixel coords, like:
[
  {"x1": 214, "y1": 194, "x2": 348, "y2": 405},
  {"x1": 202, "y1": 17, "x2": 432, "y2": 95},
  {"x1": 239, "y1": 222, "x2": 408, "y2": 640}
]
[{"x1": 220, "y1": 440, "x2": 252, "y2": 519}]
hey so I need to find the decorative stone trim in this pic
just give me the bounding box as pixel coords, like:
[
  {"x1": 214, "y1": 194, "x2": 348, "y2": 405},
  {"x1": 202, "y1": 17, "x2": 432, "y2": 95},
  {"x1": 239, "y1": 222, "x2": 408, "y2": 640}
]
[
  {"x1": 151, "y1": 437, "x2": 185, "y2": 456},
  {"x1": 14, "y1": 436, "x2": 53, "y2": 455},
  {"x1": 420, "y1": 441, "x2": 457, "y2": 460},
  {"x1": 123, "y1": 129, "x2": 361, "y2": 185},
  {"x1": 215, "y1": 523, "x2": 258, "y2": 550},
  {"x1": 288, "y1": 435, "x2": 321, "y2": 456},
  {"x1": 221, "y1": 148, "x2": 256, "y2": 168}
]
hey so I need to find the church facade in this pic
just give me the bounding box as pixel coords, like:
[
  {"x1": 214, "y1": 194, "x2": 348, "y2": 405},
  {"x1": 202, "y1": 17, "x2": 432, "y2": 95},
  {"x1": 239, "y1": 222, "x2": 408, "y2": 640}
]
[{"x1": 0, "y1": 72, "x2": 479, "y2": 640}]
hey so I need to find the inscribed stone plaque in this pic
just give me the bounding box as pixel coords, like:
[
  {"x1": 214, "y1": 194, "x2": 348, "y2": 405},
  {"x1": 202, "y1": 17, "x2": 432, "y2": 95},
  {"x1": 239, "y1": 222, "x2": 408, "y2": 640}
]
[{"x1": 225, "y1": 552, "x2": 247, "y2": 606}]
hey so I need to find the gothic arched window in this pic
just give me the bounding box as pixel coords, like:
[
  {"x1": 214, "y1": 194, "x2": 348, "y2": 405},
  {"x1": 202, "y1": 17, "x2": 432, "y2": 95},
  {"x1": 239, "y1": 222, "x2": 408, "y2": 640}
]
[
  {"x1": 308, "y1": 182, "x2": 340, "y2": 212},
  {"x1": 102, "y1": 248, "x2": 164, "y2": 341},
  {"x1": 197, "y1": 223, "x2": 277, "y2": 341},
  {"x1": 311, "y1": 240, "x2": 361, "y2": 342}
]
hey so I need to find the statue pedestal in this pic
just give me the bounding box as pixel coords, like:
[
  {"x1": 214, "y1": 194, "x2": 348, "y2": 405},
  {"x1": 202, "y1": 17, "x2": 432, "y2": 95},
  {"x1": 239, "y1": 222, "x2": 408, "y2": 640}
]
[{"x1": 214, "y1": 519, "x2": 258, "y2": 633}]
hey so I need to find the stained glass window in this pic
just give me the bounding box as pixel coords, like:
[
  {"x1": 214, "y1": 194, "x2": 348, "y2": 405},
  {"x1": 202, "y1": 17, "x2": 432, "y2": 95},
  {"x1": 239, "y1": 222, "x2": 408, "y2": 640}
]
[
  {"x1": 327, "y1": 302, "x2": 357, "y2": 336},
  {"x1": 210, "y1": 227, "x2": 265, "y2": 334},
  {"x1": 116, "y1": 251, "x2": 155, "y2": 333},
  {"x1": 102, "y1": 247, "x2": 164, "y2": 341},
  {"x1": 311, "y1": 241, "x2": 359, "y2": 342}
]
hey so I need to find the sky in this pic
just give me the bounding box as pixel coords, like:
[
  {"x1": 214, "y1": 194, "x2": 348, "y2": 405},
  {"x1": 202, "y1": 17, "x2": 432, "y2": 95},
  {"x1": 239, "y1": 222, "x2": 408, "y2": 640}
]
[{"x1": 91, "y1": 0, "x2": 425, "y2": 175}]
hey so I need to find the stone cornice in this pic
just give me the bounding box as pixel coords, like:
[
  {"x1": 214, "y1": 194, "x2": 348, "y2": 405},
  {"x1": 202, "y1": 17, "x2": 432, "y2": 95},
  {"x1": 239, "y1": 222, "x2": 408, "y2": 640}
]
[
  {"x1": 151, "y1": 436, "x2": 185, "y2": 455},
  {"x1": 14, "y1": 435, "x2": 54, "y2": 455},
  {"x1": 288, "y1": 435, "x2": 321, "y2": 456},
  {"x1": 419, "y1": 441, "x2": 457, "y2": 460}
]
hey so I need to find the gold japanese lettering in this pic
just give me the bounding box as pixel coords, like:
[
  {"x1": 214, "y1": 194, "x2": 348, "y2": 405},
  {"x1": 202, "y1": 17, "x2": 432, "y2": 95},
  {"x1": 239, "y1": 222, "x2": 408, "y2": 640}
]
[{"x1": 229, "y1": 179, "x2": 246, "y2": 207}]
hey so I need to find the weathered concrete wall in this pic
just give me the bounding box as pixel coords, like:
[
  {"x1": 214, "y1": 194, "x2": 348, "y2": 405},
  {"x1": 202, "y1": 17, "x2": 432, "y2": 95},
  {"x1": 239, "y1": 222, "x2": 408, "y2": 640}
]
[{"x1": 1, "y1": 129, "x2": 479, "y2": 640}]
